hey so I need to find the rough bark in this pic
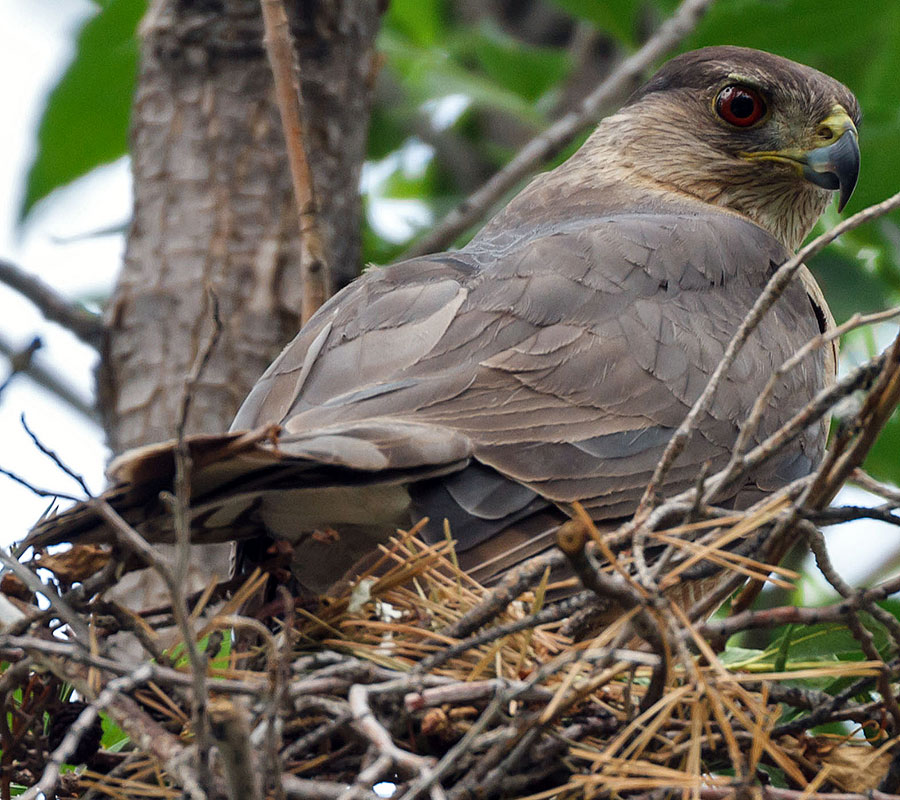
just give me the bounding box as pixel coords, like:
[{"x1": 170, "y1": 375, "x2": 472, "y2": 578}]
[
  {"x1": 99, "y1": 0, "x2": 379, "y2": 455},
  {"x1": 93, "y1": 0, "x2": 379, "y2": 617}
]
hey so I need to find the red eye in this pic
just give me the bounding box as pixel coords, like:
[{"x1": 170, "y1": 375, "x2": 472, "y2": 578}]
[{"x1": 715, "y1": 85, "x2": 767, "y2": 127}]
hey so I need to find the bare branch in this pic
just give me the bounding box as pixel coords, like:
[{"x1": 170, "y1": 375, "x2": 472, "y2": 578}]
[
  {"x1": 209, "y1": 698, "x2": 263, "y2": 800},
  {"x1": 0, "y1": 335, "x2": 41, "y2": 398},
  {"x1": 0, "y1": 258, "x2": 104, "y2": 348},
  {"x1": 0, "y1": 330, "x2": 100, "y2": 423},
  {"x1": 638, "y1": 187, "x2": 900, "y2": 515},
  {"x1": 400, "y1": 0, "x2": 718, "y2": 259},
  {"x1": 260, "y1": 0, "x2": 331, "y2": 323},
  {"x1": 0, "y1": 464, "x2": 81, "y2": 502},
  {"x1": 20, "y1": 413, "x2": 93, "y2": 496},
  {"x1": 20, "y1": 665, "x2": 154, "y2": 800},
  {"x1": 0, "y1": 547, "x2": 91, "y2": 642}
]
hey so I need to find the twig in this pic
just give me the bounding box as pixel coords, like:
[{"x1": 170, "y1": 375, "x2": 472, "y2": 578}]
[
  {"x1": 259, "y1": 0, "x2": 331, "y2": 323},
  {"x1": 416, "y1": 592, "x2": 588, "y2": 676},
  {"x1": 772, "y1": 667, "x2": 886, "y2": 737},
  {"x1": 0, "y1": 465, "x2": 81, "y2": 502},
  {"x1": 0, "y1": 335, "x2": 41, "y2": 398},
  {"x1": 0, "y1": 330, "x2": 99, "y2": 423},
  {"x1": 0, "y1": 548, "x2": 90, "y2": 643},
  {"x1": 20, "y1": 413, "x2": 93, "y2": 496},
  {"x1": 556, "y1": 520, "x2": 645, "y2": 608},
  {"x1": 638, "y1": 187, "x2": 900, "y2": 516},
  {"x1": 347, "y1": 683, "x2": 445, "y2": 800},
  {"x1": 853, "y1": 468, "x2": 900, "y2": 505},
  {"x1": 20, "y1": 664, "x2": 154, "y2": 800},
  {"x1": 438, "y1": 548, "x2": 567, "y2": 640},
  {"x1": 26, "y1": 642, "x2": 211, "y2": 799},
  {"x1": 803, "y1": 522, "x2": 900, "y2": 730},
  {"x1": 733, "y1": 326, "x2": 900, "y2": 614},
  {"x1": 405, "y1": 679, "x2": 555, "y2": 712},
  {"x1": 3, "y1": 633, "x2": 266, "y2": 696},
  {"x1": 209, "y1": 698, "x2": 263, "y2": 800},
  {"x1": 172, "y1": 286, "x2": 223, "y2": 583},
  {"x1": 0, "y1": 258, "x2": 104, "y2": 347},
  {"x1": 709, "y1": 305, "x2": 900, "y2": 502},
  {"x1": 400, "y1": 0, "x2": 717, "y2": 258},
  {"x1": 283, "y1": 776, "x2": 369, "y2": 800},
  {"x1": 807, "y1": 330, "x2": 900, "y2": 509},
  {"x1": 162, "y1": 285, "x2": 223, "y2": 789}
]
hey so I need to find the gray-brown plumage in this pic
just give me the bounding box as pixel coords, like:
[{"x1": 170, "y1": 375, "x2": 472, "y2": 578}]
[{"x1": 25, "y1": 47, "x2": 861, "y2": 593}]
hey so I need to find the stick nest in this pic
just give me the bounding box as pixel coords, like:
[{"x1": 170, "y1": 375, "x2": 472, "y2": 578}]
[{"x1": 5, "y1": 497, "x2": 900, "y2": 800}]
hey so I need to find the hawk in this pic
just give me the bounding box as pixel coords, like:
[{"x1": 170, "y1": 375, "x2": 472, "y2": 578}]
[{"x1": 26, "y1": 46, "x2": 861, "y2": 594}]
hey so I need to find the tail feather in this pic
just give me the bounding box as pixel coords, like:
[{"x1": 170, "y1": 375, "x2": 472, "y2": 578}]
[{"x1": 23, "y1": 422, "x2": 473, "y2": 564}]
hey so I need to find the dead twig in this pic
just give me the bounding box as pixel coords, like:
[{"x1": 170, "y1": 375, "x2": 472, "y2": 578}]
[
  {"x1": 209, "y1": 697, "x2": 263, "y2": 800},
  {"x1": 20, "y1": 664, "x2": 154, "y2": 800},
  {"x1": 347, "y1": 683, "x2": 446, "y2": 800},
  {"x1": 0, "y1": 330, "x2": 99, "y2": 423},
  {"x1": 20, "y1": 413, "x2": 93, "y2": 497},
  {"x1": 638, "y1": 187, "x2": 900, "y2": 516},
  {"x1": 0, "y1": 258, "x2": 104, "y2": 348},
  {"x1": 260, "y1": 0, "x2": 331, "y2": 322}
]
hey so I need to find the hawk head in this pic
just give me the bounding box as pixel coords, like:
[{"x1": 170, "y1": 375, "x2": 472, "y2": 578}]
[{"x1": 588, "y1": 46, "x2": 861, "y2": 250}]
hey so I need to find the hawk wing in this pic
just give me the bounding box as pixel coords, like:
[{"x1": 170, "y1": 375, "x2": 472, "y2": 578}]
[
  {"x1": 27, "y1": 201, "x2": 832, "y2": 591},
  {"x1": 231, "y1": 203, "x2": 831, "y2": 555}
]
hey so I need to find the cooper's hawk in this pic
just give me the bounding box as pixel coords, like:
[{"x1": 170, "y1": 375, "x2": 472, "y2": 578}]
[{"x1": 26, "y1": 46, "x2": 861, "y2": 593}]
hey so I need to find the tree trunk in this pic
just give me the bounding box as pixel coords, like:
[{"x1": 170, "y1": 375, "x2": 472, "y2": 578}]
[
  {"x1": 95, "y1": 0, "x2": 379, "y2": 612},
  {"x1": 99, "y1": 0, "x2": 379, "y2": 454}
]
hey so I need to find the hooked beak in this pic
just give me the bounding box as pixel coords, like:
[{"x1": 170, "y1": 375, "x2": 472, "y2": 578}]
[
  {"x1": 741, "y1": 107, "x2": 860, "y2": 212},
  {"x1": 801, "y1": 109, "x2": 860, "y2": 211}
]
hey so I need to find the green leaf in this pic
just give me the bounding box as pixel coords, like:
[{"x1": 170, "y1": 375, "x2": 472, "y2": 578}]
[
  {"x1": 775, "y1": 618, "x2": 889, "y2": 662},
  {"x1": 453, "y1": 24, "x2": 571, "y2": 103},
  {"x1": 863, "y1": 409, "x2": 900, "y2": 485},
  {"x1": 773, "y1": 623, "x2": 794, "y2": 672},
  {"x1": 380, "y1": 31, "x2": 545, "y2": 125},
  {"x1": 368, "y1": 104, "x2": 413, "y2": 161},
  {"x1": 384, "y1": 0, "x2": 447, "y2": 47},
  {"x1": 100, "y1": 712, "x2": 129, "y2": 751},
  {"x1": 811, "y1": 249, "x2": 893, "y2": 325},
  {"x1": 21, "y1": 0, "x2": 146, "y2": 219},
  {"x1": 547, "y1": 0, "x2": 643, "y2": 45}
]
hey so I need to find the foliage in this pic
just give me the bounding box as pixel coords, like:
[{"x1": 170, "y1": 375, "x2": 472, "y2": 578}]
[{"x1": 21, "y1": 0, "x2": 146, "y2": 218}]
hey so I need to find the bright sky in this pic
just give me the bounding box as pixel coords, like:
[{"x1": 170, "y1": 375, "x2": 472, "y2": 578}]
[
  {"x1": 0, "y1": 0, "x2": 125, "y2": 542},
  {"x1": 1, "y1": 2, "x2": 897, "y2": 597}
]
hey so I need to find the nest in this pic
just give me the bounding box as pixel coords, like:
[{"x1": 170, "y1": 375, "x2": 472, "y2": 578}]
[{"x1": 5, "y1": 490, "x2": 900, "y2": 800}]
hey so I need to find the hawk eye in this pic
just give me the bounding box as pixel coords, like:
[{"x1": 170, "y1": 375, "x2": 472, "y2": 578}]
[{"x1": 715, "y1": 85, "x2": 766, "y2": 127}]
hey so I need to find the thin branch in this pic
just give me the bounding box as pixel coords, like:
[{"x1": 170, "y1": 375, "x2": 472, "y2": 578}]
[
  {"x1": 3, "y1": 634, "x2": 266, "y2": 697},
  {"x1": 0, "y1": 258, "x2": 104, "y2": 347},
  {"x1": 20, "y1": 664, "x2": 154, "y2": 800},
  {"x1": 157, "y1": 288, "x2": 223, "y2": 791},
  {"x1": 0, "y1": 548, "x2": 91, "y2": 643},
  {"x1": 400, "y1": 0, "x2": 718, "y2": 259},
  {"x1": 638, "y1": 187, "x2": 900, "y2": 515},
  {"x1": 710, "y1": 304, "x2": 900, "y2": 502},
  {"x1": 20, "y1": 413, "x2": 93, "y2": 496},
  {"x1": 0, "y1": 335, "x2": 41, "y2": 398},
  {"x1": 259, "y1": 0, "x2": 331, "y2": 323},
  {"x1": 347, "y1": 683, "x2": 446, "y2": 800},
  {"x1": 853, "y1": 468, "x2": 900, "y2": 505},
  {"x1": 0, "y1": 464, "x2": 81, "y2": 502},
  {"x1": 0, "y1": 330, "x2": 100, "y2": 423},
  {"x1": 209, "y1": 698, "x2": 263, "y2": 800}
]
